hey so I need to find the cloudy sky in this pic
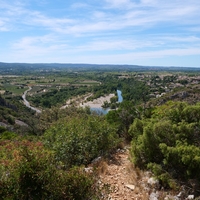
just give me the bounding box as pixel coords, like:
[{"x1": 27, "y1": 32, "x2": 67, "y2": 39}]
[{"x1": 0, "y1": 0, "x2": 200, "y2": 67}]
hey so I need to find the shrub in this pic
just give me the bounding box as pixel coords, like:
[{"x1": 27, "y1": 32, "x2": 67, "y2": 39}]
[
  {"x1": 43, "y1": 115, "x2": 120, "y2": 169},
  {"x1": 130, "y1": 101, "x2": 200, "y2": 189},
  {"x1": 0, "y1": 140, "x2": 99, "y2": 200},
  {"x1": 0, "y1": 131, "x2": 17, "y2": 140}
]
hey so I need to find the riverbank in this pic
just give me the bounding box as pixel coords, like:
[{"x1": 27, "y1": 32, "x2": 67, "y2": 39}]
[
  {"x1": 23, "y1": 88, "x2": 118, "y2": 114},
  {"x1": 80, "y1": 93, "x2": 115, "y2": 108}
]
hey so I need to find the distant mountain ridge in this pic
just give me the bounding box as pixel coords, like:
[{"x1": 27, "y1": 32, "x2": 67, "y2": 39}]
[{"x1": 0, "y1": 62, "x2": 200, "y2": 75}]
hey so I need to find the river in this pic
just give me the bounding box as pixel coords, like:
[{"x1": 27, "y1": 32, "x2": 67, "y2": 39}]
[
  {"x1": 22, "y1": 88, "x2": 123, "y2": 115},
  {"x1": 117, "y1": 90, "x2": 123, "y2": 103},
  {"x1": 91, "y1": 90, "x2": 123, "y2": 115},
  {"x1": 22, "y1": 87, "x2": 42, "y2": 113}
]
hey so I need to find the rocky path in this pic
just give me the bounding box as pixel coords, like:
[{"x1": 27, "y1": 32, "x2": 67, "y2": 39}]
[
  {"x1": 98, "y1": 147, "x2": 151, "y2": 200},
  {"x1": 97, "y1": 147, "x2": 186, "y2": 200}
]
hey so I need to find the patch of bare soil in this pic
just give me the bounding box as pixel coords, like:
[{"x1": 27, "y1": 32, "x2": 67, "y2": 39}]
[
  {"x1": 97, "y1": 148, "x2": 150, "y2": 200},
  {"x1": 96, "y1": 147, "x2": 179, "y2": 200}
]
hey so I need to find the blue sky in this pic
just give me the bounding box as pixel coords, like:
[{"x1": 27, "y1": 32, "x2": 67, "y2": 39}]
[{"x1": 0, "y1": 0, "x2": 200, "y2": 67}]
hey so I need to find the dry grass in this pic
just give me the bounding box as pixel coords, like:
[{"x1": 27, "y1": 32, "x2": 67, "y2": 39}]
[
  {"x1": 91, "y1": 159, "x2": 108, "y2": 176},
  {"x1": 97, "y1": 160, "x2": 108, "y2": 175}
]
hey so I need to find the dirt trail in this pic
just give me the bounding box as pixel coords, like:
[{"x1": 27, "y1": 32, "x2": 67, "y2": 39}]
[
  {"x1": 97, "y1": 147, "x2": 198, "y2": 200},
  {"x1": 98, "y1": 147, "x2": 151, "y2": 200}
]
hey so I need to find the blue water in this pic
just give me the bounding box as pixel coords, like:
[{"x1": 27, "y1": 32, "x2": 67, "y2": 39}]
[
  {"x1": 117, "y1": 90, "x2": 123, "y2": 103},
  {"x1": 90, "y1": 90, "x2": 123, "y2": 115}
]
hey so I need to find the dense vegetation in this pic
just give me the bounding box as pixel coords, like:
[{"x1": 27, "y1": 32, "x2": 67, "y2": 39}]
[
  {"x1": 1, "y1": 64, "x2": 200, "y2": 199},
  {"x1": 130, "y1": 101, "x2": 200, "y2": 192},
  {"x1": 27, "y1": 74, "x2": 150, "y2": 108},
  {"x1": 0, "y1": 139, "x2": 100, "y2": 199},
  {"x1": 0, "y1": 95, "x2": 40, "y2": 135},
  {"x1": 0, "y1": 106, "x2": 119, "y2": 199},
  {"x1": 43, "y1": 114, "x2": 120, "y2": 169},
  {"x1": 28, "y1": 86, "x2": 91, "y2": 108}
]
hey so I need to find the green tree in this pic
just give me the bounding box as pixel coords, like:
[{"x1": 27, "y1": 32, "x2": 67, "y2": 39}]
[
  {"x1": 130, "y1": 101, "x2": 200, "y2": 189},
  {"x1": 43, "y1": 115, "x2": 120, "y2": 169}
]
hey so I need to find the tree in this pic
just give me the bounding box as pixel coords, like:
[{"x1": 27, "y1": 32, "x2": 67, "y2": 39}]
[
  {"x1": 106, "y1": 101, "x2": 140, "y2": 140},
  {"x1": 130, "y1": 101, "x2": 200, "y2": 189},
  {"x1": 43, "y1": 115, "x2": 120, "y2": 169}
]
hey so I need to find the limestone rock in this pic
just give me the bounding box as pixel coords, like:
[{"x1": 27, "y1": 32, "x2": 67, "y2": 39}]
[{"x1": 125, "y1": 184, "x2": 135, "y2": 191}]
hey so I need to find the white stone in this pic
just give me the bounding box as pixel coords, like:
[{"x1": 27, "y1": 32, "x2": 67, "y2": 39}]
[
  {"x1": 148, "y1": 177, "x2": 159, "y2": 185},
  {"x1": 177, "y1": 192, "x2": 183, "y2": 198},
  {"x1": 149, "y1": 192, "x2": 159, "y2": 200},
  {"x1": 84, "y1": 167, "x2": 93, "y2": 173},
  {"x1": 125, "y1": 184, "x2": 135, "y2": 191},
  {"x1": 187, "y1": 195, "x2": 194, "y2": 199}
]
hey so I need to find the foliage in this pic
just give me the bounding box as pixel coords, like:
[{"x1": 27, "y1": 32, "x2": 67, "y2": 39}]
[
  {"x1": 0, "y1": 95, "x2": 41, "y2": 135},
  {"x1": 28, "y1": 85, "x2": 91, "y2": 108},
  {"x1": 38, "y1": 106, "x2": 90, "y2": 132},
  {"x1": 27, "y1": 72, "x2": 150, "y2": 109},
  {"x1": 0, "y1": 130, "x2": 17, "y2": 140},
  {"x1": 106, "y1": 101, "x2": 142, "y2": 140},
  {"x1": 43, "y1": 115, "x2": 120, "y2": 169},
  {"x1": 0, "y1": 139, "x2": 100, "y2": 200},
  {"x1": 130, "y1": 101, "x2": 200, "y2": 188},
  {"x1": 118, "y1": 79, "x2": 150, "y2": 104}
]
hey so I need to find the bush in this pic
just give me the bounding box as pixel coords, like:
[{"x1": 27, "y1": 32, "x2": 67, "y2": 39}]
[
  {"x1": 0, "y1": 140, "x2": 99, "y2": 200},
  {"x1": 0, "y1": 131, "x2": 17, "y2": 140},
  {"x1": 0, "y1": 126, "x2": 7, "y2": 133},
  {"x1": 43, "y1": 115, "x2": 120, "y2": 169},
  {"x1": 130, "y1": 101, "x2": 200, "y2": 189}
]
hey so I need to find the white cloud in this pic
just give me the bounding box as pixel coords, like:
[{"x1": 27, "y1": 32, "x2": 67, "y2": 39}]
[
  {"x1": 0, "y1": 18, "x2": 10, "y2": 31},
  {"x1": 1, "y1": 0, "x2": 200, "y2": 36},
  {"x1": 105, "y1": 0, "x2": 136, "y2": 9},
  {"x1": 8, "y1": 35, "x2": 70, "y2": 62},
  {"x1": 133, "y1": 48, "x2": 200, "y2": 58},
  {"x1": 140, "y1": 0, "x2": 157, "y2": 4},
  {"x1": 11, "y1": 35, "x2": 62, "y2": 57},
  {"x1": 92, "y1": 11, "x2": 107, "y2": 20},
  {"x1": 71, "y1": 3, "x2": 89, "y2": 9},
  {"x1": 12, "y1": 35, "x2": 58, "y2": 48},
  {"x1": 28, "y1": 12, "x2": 74, "y2": 29},
  {"x1": 1, "y1": 0, "x2": 200, "y2": 66},
  {"x1": 0, "y1": 27, "x2": 9, "y2": 31},
  {"x1": 67, "y1": 47, "x2": 200, "y2": 64},
  {"x1": 75, "y1": 38, "x2": 156, "y2": 52},
  {"x1": 163, "y1": 6, "x2": 198, "y2": 19},
  {"x1": 161, "y1": 36, "x2": 200, "y2": 43}
]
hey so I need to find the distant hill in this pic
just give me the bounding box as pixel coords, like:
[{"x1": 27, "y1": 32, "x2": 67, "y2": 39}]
[{"x1": 0, "y1": 62, "x2": 200, "y2": 75}]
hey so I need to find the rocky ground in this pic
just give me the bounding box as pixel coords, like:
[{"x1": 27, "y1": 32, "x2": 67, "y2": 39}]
[
  {"x1": 94, "y1": 147, "x2": 196, "y2": 200},
  {"x1": 61, "y1": 93, "x2": 115, "y2": 109},
  {"x1": 80, "y1": 93, "x2": 115, "y2": 108}
]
